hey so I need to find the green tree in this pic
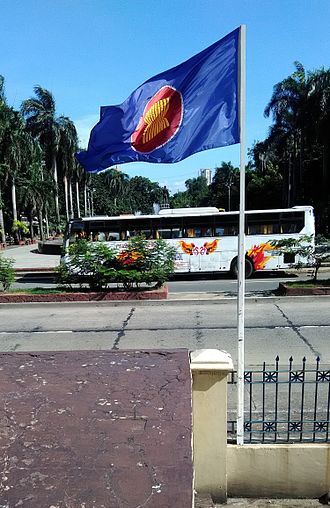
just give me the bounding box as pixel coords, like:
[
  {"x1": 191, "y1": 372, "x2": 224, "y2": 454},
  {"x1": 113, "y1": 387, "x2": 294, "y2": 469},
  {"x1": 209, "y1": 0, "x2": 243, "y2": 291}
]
[
  {"x1": 19, "y1": 155, "x2": 54, "y2": 240},
  {"x1": 128, "y1": 176, "x2": 163, "y2": 214},
  {"x1": 21, "y1": 86, "x2": 61, "y2": 226},
  {"x1": 0, "y1": 76, "x2": 8, "y2": 243},
  {"x1": 209, "y1": 162, "x2": 239, "y2": 210},
  {"x1": 263, "y1": 63, "x2": 330, "y2": 231},
  {"x1": 170, "y1": 190, "x2": 191, "y2": 208},
  {"x1": 57, "y1": 116, "x2": 79, "y2": 221},
  {"x1": 170, "y1": 176, "x2": 210, "y2": 209},
  {"x1": 105, "y1": 167, "x2": 130, "y2": 212}
]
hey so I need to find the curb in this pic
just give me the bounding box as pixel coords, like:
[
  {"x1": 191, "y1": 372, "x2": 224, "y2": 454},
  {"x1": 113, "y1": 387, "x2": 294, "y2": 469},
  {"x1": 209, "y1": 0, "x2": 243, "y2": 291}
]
[
  {"x1": 0, "y1": 286, "x2": 168, "y2": 303},
  {"x1": 279, "y1": 282, "x2": 330, "y2": 296},
  {"x1": 0, "y1": 293, "x2": 329, "y2": 307}
]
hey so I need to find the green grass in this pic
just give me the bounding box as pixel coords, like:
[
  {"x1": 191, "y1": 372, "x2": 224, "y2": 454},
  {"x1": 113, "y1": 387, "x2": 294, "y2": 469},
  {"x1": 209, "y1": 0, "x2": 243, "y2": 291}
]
[
  {"x1": 8, "y1": 288, "x2": 63, "y2": 294},
  {"x1": 285, "y1": 278, "x2": 330, "y2": 288}
]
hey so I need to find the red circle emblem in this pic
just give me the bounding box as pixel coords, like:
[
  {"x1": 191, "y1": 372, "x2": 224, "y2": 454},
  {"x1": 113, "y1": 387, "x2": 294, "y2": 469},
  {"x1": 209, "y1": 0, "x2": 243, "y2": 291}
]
[{"x1": 131, "y1": 86, "x2": 183, "y2": 153}]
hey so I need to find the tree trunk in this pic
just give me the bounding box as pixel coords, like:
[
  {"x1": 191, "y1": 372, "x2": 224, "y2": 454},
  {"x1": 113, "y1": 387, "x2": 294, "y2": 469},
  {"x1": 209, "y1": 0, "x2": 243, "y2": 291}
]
[
  {"x1": 29, "y1": 210, "x2": 34, "y2": 239},
  {"x1": 11, "y1": 176, "x2": 18, "y2": 221},
  {"x1": 45, "y1": 211, "x2": 50, "y2": 238},
  {"x1": 52, "y1": 154, "x2": 60, "y2": 227},
  {"x1": 69, "y1": 179, "x2": 74, "y2": 219},
  {"x1": 38, "y1": 210, "x2": 45, "y2": 241},
  {"x1": 84, "y1": 183, "x2": 88, "y2": 216},
  {"x1": 63, "y1": 175, "x2": 69, "y2": 222},
  {"x1": 90, "y1": 189, "x2": 94, "y2": 216},
  {"x1": 76, "y1": 180, "x2": 81, "y2": 217},
  {"x1": 0, "y1": 183, "x2": 6, "y2": 244},
  {"x1": 0, "y1": 208, "x2": 5, "y2": 244}
]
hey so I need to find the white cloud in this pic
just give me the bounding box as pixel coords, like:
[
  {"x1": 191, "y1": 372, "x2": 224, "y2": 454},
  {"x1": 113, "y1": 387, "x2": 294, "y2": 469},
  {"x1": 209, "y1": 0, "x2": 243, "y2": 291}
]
[{"x1": 74, "y1": 113, "x2": 99, "y2": 149}]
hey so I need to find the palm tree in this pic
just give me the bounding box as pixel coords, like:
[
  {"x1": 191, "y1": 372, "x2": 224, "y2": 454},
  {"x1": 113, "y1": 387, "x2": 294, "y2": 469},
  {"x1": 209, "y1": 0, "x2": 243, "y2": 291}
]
[
  {"x1": 105, "y1": 167, "x2": 129, "y2": 211},
  {"x1": 0, "y1": 166, "x2": 6, "y2": 244},
  {"x1": 21, "y1": 86, "x2": 61, "y2": 226},
  {"x1": 264, "y1": 62, "x2": 310, "y2": 200},
  {"x1": 19, "y1": 158, "x2": 53, "y2": 241},
  {"x1": 264, "y1": 63, "x2": 330, "y2": 227},
  {"x1": 1, "y1": 110, "x2": 33, "y2": 223},
  {"x1": 74, "y1": 158, "x2": 85, "y2": 218},
  {"x1": 0, "y1": 75, "x2": 8, "y2": 243},
  {"x1": 0, "y1": 79, "x2": 34, "y2": 241},
  {"x1": 57, "y1": 116, "x2": 79, "y2": 221}
]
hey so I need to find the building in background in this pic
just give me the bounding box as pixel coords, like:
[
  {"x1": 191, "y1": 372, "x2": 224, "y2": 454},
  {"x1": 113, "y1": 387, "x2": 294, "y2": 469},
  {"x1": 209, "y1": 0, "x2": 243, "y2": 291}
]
[{"x1": 200, "y1": 168, "x2": 212, "y2": 186}]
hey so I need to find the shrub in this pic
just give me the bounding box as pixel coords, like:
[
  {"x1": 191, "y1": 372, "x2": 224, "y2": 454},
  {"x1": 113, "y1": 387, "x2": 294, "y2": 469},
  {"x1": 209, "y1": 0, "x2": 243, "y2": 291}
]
[
  {"x1": 0, "y1": 255, "x2": 15, "y2": 291},
  {"x1": 57, "y1": 236, "x2": 176, "y2": 291},
  {"x1": 271, "y1": 234, "x2": 330, "y2": 282}
]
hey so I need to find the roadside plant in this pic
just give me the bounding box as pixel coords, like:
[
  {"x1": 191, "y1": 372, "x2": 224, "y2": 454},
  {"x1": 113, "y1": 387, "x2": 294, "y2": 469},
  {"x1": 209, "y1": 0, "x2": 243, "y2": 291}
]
[
  {"x1": 0, "y1": 254, "x2": 15, "y2": 291},
  {"x1": 271, "y1": 234, "x2": 330, "y2": 282},
  {"x1": 12, "y1": 219, "x2": 29, "y2": 243},
  {"x1": 57, "y1": 236, "x2": 176, "y2": 291}
]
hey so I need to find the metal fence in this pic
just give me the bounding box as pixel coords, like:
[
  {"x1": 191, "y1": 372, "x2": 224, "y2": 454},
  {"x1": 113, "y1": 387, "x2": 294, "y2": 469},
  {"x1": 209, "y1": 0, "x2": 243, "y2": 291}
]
[{"x1": 228, "y1": 356, "x2": 330, "y2": 443}]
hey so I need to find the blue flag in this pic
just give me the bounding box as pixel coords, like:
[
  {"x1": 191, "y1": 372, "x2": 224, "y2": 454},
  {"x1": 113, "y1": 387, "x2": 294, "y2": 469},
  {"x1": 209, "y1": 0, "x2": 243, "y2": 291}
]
[{"x1": 76, "y1": 28, "x2": 240, "y2": 173}]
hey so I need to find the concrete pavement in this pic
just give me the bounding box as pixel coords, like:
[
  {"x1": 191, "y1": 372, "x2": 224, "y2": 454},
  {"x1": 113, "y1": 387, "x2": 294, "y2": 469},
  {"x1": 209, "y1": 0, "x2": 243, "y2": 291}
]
[{"x1": 3, "y1": 243, "x2": 60, "y2": 270}]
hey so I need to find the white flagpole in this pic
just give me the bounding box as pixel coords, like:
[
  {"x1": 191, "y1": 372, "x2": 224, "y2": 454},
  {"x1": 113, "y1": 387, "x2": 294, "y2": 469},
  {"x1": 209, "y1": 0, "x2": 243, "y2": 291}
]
[{"x1": 237, "y1": 24, "x2": 246, "y2": 446}]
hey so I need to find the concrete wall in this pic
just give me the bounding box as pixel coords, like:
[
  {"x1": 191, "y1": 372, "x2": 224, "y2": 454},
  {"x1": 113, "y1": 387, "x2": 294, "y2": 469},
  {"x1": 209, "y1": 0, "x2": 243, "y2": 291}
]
[{"x1": 227, "y1": 443, "x2": 330, "y2": 498}]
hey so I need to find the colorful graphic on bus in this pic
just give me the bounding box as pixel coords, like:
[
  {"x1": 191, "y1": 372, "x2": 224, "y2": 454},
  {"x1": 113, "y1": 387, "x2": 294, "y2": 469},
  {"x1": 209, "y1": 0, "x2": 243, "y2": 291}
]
[
  {"x1": 247, "y1": 242, "x2": 274, "y2": 270},
  {"x1": 179, "y1": 239, "x2": 219, "y2": 256}
]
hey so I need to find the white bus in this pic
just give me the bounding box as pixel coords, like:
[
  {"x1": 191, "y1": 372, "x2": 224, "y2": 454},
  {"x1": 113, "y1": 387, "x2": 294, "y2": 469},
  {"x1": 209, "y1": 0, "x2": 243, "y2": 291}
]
[{"x1": 62, "y1": 206, "x2": 315, "y2": 278}]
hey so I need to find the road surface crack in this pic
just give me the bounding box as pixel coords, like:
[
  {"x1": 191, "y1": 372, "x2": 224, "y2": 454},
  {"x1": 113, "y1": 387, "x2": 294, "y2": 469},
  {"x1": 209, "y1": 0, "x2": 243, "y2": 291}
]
[
  {"x1": 274, "y1": 303, "x2": 321, "y2": 357},
  {"x1": 112, "y1": 307, "x2": 136, "y2": 350}
]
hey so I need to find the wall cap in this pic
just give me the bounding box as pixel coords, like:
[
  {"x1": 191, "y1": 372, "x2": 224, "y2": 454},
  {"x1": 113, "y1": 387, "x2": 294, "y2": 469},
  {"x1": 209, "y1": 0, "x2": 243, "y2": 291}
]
[{"x1": 190, "y1": 349, "x2": 234, "y2": 372}]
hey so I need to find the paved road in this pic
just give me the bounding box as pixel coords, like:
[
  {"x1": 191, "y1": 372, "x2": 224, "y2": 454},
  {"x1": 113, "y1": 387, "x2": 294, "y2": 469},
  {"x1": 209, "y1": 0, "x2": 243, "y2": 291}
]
[{"x1": 0, "y1": 297, "x2": 328, "y2": 366}]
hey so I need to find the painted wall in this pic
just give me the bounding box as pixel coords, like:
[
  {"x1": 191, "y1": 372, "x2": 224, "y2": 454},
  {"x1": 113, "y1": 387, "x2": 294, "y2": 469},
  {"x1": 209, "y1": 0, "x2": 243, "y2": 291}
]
[{"x1": 227, "y1": 443, "x2": 330, "y2": 498}]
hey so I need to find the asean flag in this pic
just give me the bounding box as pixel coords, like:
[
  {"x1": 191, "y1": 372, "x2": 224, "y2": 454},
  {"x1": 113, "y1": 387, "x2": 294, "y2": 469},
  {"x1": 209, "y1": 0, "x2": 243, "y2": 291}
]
[{"x1": 76, "y1": 28, "x2": 240, "y2": 173}]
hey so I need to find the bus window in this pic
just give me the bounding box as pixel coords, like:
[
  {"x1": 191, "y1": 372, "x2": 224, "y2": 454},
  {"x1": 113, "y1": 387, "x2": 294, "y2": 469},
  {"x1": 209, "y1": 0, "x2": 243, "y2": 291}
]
[
  {"x1": 108, "y1": 232, "x2": 120, "y2": 241},
  {"x1": 69, "y1": 222, "x2": 85, "y2": 244},
  {"x1": 280, "y1": 215, "x2": 304, "y2": 233},
  {"x1": 215, "y1": 227, "x2": 225, "y2": 236},
  {"x1": 158, "y1": 228, "x2": 172, "y2": 239},
  {"x1": 214, "y1": 215, "x2": 238, "y2": 236},
  {"x1": 172, "y1": 228, "x2": 183, "y2": 238},
  {"x1": 201, "y1": 227, "x2": 213, "y2": 237}
]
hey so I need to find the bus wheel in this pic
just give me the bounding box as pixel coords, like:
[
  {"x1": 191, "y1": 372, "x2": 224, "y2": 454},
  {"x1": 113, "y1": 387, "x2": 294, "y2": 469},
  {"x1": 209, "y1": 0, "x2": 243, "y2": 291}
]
[{"x1": 230, "y1": 257, "x2": 254, "y2": 279}]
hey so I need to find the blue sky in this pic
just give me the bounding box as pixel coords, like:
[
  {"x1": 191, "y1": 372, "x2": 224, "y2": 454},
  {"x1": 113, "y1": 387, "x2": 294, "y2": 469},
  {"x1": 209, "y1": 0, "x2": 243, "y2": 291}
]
[{"x1": 1, "y1": 0, "x2": 329, "y2": 193}]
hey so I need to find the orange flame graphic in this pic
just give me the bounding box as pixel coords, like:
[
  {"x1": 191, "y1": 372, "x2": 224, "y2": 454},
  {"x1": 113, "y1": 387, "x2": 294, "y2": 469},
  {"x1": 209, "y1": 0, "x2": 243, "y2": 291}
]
[
  {"x1": 247, "y1": 243, "x2": 274, "y2": 270},
  {"x1": 179, "y1": 241, "x2": 195, "y2": 255},
  {"x1": 204, "y1": 239, "x2": 219, "y2": 254}
]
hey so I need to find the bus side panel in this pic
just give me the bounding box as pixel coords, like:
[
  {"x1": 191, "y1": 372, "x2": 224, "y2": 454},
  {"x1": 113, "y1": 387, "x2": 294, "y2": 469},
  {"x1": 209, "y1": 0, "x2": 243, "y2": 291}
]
[{"x1": 174, "y1": 238, "x2": 225, "y2": 273}]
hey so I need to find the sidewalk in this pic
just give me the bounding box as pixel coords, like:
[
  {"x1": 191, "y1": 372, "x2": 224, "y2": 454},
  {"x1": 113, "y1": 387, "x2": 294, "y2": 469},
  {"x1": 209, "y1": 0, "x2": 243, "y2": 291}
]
[{"x1": 3, "y1": 243, "x2": 60, "y2": 270}]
